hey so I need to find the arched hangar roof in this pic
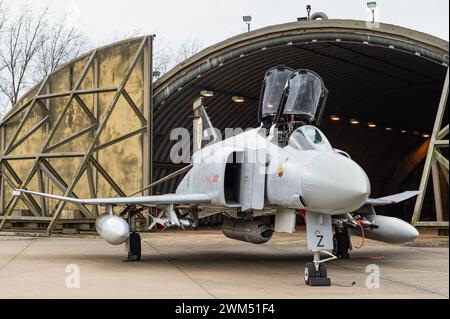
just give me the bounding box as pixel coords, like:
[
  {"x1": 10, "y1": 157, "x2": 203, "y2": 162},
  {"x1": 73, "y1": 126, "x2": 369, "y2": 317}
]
[{"x1": 152, "y1": 19, "x2": 449, "y2": 197}]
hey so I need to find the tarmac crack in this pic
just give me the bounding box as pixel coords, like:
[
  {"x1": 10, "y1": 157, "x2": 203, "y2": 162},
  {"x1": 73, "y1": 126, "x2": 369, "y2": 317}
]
[
  {"x1": 143, "y1": 240, "x2": 217, "y2": 299},
  {"x1": 0, "y1": 238, "x2": 36, "y2": 273}
]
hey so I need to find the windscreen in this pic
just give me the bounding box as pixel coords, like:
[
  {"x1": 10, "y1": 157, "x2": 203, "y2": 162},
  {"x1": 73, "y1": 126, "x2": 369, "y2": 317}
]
[
  {"x1": 283, "y1": 71, "x2": 323, "y2": 121},
  {"x1": 260, "y1": 67, "x2": 294, "y2": 118}
]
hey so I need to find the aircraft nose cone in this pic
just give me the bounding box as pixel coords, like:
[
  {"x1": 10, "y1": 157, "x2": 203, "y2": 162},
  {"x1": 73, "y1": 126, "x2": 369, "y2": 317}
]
[{"x1": 301, "y1": 153, "x2": 370, "y2": 212}]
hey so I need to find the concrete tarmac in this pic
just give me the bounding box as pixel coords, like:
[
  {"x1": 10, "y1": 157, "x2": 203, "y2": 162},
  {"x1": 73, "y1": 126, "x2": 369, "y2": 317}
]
[{"x1": 0, "y1": 228, "x2": 448, "y2": 299}]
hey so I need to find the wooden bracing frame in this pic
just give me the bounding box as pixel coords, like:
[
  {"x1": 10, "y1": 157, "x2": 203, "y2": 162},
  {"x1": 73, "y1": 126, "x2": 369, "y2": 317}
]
[
  {"x1": 0, "y1": 36, "x2": 154, "y2": 234},
  {"x1": 412, "y1": 68, "x2": 449, "y2": 228}
]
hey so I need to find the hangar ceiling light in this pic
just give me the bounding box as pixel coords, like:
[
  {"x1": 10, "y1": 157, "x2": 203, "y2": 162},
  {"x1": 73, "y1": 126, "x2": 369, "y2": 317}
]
[
  {"x1": 232, "y1": 96, "x2": 245, "y2": 103},
  {"x1": 200, "y1": 90, "x2": 214, "y2": 97},
  {"x1": 330, "y1": 115, "x2": 340, "y2": 121}
]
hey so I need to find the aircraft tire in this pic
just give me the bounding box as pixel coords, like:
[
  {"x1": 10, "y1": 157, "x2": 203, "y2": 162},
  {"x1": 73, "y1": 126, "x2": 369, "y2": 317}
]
[
  {"x1": 333, "y1": 230, "x2": 350, "y2": 259},
  {"x1": 128, "y1": 232, "x2": 141, "y2": 261},
  {"x1": 318, "y1": 263, "x2": 327, "y2": 278},
  {"x1": 304, "y1": 262, "x2": 317, "y2": 285}
]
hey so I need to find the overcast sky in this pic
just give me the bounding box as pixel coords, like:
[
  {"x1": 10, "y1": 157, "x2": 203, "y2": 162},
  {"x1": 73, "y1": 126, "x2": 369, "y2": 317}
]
[{"x1": 4, "y1": 0, "x2": 450, "y2": 52}]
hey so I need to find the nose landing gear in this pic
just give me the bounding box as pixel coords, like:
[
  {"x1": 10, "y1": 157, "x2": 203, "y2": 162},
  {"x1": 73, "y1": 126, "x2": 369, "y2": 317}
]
[{"x1": 304, "y1": 250, "x2": 336, "y2": 286}]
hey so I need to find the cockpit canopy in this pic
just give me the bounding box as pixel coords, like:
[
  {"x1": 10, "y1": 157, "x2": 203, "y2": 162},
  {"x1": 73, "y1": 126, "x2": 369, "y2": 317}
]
[
  {"x1": 258, "y1": 66, "x2": 295, "y2": 121},
  {"x1": 258, "y1": 67, "x2": 328, "y2": 126},
  {"x1": 282, "y1": 70, "x2": 326, "y2": 125}
]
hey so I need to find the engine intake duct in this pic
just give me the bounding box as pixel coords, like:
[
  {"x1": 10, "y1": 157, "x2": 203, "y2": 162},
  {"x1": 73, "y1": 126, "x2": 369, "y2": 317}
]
[{"x1": 222, "y1": 219, "x2": 273, "y2": 244}]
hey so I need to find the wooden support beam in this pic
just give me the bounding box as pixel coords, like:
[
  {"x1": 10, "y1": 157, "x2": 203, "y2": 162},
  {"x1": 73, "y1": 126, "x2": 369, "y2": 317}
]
[
  {"x1": 74, "y1": 95, "x2": 97, "y2": 123},
  {"x1": 0, "y1": 216, "x2": 53, "y2": 221},
  {"x1": 438, "y1": 161, "x2": 449, "y2": 184},
  {"x1": 415, "y1": 221, "x2": 449, "y2": 227},
  {"x1": 3, "y1": 76, "x2": 50, "y2": 154},
  {"x1": 412, "y1": 68, "x2": 449, "y2": 226},
  {"x1": 1, "y1": 170, "x2": 41, "y2": 217},
  {"x1": 122, "y1": 90, "x2": 147, "y2": 125},
  {"x1": 89, "y1": 156, "x2": 127, "y2": 197},
  {"x1": 1, "y1": 152, "x2": 85, "y2": 161},
  {"x1": 431, "y1": 159, "x2": 444, "y2": 222},
  {"x1": 0, "y1": 100, "x2": 33, "y2": 126},
  {"x1": 37, "y1": 168, "x2": 47, "y2": 215},
  {"x1": 1, "y1": 161, "x2": 41, "y2": 215},
  {"x1": 36, "y1": 87, "x2": 117, "y2": 100},
  {"x1": 36, "y1": 100, "x2": 49, "y2": 115},
  {"x1": 46, "y1": 124, "x2": 97, "y2": 152},
  {"x1": 7, "y1": 116, "x2": 49, "y2": 154},
  {"x1": 434, "y1": 149, "x2": 449, "y2": 171},
  {"x1": 86, "y1": 162, "x2": 98, "y2": 217},
  {"x1": 39, "y1": 160, "x2": 93, "y2": 218},
  {"x1": 143, "y1": 36, "x2": 154, "y2": 228},
  {"x1": 93, "y1": 127, "x2": 146, "y2": 152},
  {"x1": 438, "y1": 124, "x2": 449, "y2": 140},
  {"x1": 435, "y1": 140, "x2": 449, "y2": 147}
]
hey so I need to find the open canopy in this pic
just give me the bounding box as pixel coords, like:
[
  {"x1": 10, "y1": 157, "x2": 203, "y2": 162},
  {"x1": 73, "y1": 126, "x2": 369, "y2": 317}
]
[
  {"x1": 258, "y1": 67, "x2": 328, "y2": 126},
  {"x1": 281, "y1": 70, "x2": 328, "y2": 125},
  {"x1": 258, "y1": 66, "x2": 295, "y2": 122}
]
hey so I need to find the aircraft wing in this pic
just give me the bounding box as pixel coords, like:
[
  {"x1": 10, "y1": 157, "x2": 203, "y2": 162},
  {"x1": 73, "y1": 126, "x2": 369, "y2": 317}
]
[
  {"x1": 12, "y1": 189, "x2": 211, "y2": 206},
  {"x1": 366, "y1": 191, "x2": 421, "y2": 206}
]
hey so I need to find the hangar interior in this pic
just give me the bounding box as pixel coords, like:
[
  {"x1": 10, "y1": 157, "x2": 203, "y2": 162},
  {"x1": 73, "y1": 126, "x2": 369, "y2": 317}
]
[{"x1": 0, "y1": 19, "x2": 448, "y2": 233}]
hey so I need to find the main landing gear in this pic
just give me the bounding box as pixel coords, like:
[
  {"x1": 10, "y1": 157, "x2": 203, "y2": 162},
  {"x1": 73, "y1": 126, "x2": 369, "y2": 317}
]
[
  {"x1": 124, "y1": 208, "x2": 142, "y2": 262},
  {"x1": 126, "y1": 232, "x2": 141, "y2": 262},
  {"x1": 333, "y1": 227, "x2": 352, "y2": 259}
]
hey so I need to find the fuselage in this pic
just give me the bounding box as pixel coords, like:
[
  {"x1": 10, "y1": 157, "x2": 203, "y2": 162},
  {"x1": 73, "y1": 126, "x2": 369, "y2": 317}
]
[{"x1": 176, "y1": 125, "x2": 370, "y2": 216}]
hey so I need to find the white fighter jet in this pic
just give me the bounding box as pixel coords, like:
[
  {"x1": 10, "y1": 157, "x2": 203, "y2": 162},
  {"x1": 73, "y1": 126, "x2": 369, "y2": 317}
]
[{"x1": 13, "y1": 66, "x2": 420, "y2": 286}]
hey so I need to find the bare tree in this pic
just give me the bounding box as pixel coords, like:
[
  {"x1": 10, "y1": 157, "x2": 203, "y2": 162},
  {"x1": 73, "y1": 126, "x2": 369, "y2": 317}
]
[
  {"x1": 0, "y1": 0, "x2": 9, "y2": 114},
  {"x1": 175, "y1": 37, "x2": 203, "y2": 64},
  {"x1": 0, "y1": 4, "x2": 88, "y2": 116},
  {"x1": 153, "y1": 37, "x2": 172, "y2": 76},
  {"x1": 33, "y1": 14, "x2": 88, "y2": 81},
  {"x1": 0, "y1": 4, "x2": 47, "y2": 108},
  {"x1": 0, "y1": 1, "x2": 6, "y2": 35}
]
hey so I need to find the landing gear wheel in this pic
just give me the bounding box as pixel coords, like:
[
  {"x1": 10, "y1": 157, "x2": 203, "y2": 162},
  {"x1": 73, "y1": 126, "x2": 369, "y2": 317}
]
[
  {"x1": 318, "y1": 263, "x2": 327, "y2": 278},
  {"x1": 304, "y1": 261, "x2": 331, "y2": 286},
  {"x1": 304, "y1": 262, "x2": 316, "y2": 285},
  {"x1": 125, "y1": 232, "x2": 141, "y2": 262}
]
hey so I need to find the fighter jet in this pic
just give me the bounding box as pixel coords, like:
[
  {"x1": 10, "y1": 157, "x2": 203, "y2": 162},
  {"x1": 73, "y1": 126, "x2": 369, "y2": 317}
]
[{"x1": 13, "y1": 66, "x2": 420, "y2": 286}]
